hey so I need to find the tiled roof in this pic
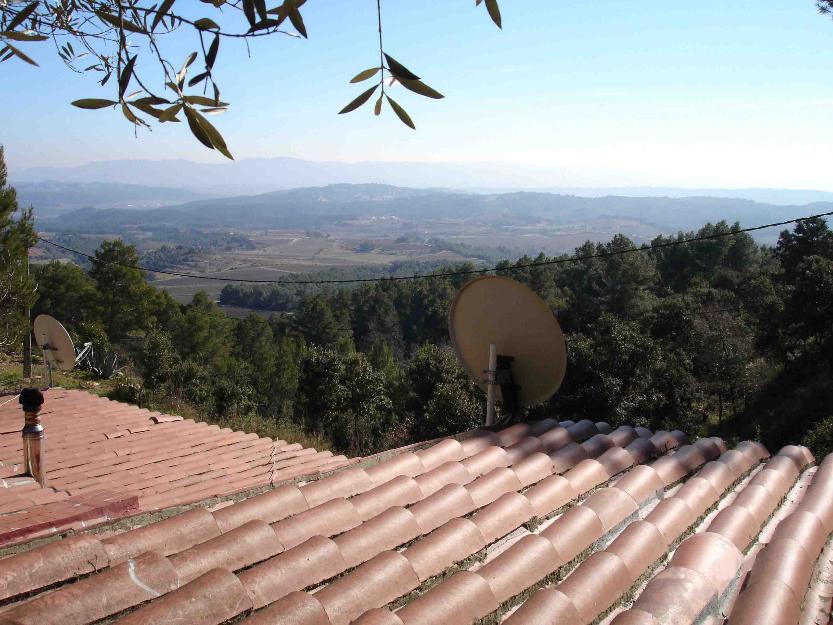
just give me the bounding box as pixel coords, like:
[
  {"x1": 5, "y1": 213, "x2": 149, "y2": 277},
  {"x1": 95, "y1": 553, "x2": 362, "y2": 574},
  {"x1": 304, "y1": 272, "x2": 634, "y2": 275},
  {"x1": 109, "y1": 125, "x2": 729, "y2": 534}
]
[
  {"x1": 0, "y1": 389, "x2": 351, "y2": 546},
  {"x1": 0, "y1": 413, "x2": 829, "y2": 625}
]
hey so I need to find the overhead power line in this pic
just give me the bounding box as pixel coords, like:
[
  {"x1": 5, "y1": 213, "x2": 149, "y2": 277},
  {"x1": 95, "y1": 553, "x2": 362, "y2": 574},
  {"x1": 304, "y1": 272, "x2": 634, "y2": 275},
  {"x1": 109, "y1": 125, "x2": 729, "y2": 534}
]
[{"x1": 36, "y1": 210, "x2": 833, "y2": 286}]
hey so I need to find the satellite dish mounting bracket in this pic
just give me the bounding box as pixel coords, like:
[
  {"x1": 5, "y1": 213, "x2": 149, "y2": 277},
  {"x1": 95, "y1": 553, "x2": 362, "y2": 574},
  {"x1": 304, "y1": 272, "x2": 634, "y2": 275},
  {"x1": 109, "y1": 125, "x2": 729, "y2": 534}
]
[{"x1": 494, "y1": 354, "x2": 521, "y2": 416}]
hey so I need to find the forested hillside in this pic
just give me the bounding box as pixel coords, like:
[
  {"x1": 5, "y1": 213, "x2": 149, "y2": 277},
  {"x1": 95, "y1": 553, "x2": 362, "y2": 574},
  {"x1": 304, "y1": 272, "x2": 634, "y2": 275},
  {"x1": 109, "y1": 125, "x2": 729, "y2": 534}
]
[{"x1": 27, "y1": 217, "x2": 833, "y2": 458}]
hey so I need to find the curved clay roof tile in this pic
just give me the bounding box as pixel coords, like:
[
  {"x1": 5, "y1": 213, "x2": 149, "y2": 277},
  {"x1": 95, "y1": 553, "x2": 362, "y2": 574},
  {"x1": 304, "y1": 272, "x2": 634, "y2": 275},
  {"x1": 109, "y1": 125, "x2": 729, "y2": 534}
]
[
  {"x1": 237, "y1": 535, "x2": 347, "y2": 610},
  {"x1": 402, "y1": 517, "x2": 486, "y2": 582},
  {"x1": 414, "y1": 439, "x2": 465, "y2": 471},
  {"x1": 465, "y1": 467, "x2": 524, "y2": 509}
]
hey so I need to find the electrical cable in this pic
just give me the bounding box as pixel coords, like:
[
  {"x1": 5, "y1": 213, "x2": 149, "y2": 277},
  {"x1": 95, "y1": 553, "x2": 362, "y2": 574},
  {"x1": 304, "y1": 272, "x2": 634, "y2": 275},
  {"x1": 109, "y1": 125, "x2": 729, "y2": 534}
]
[{"x1": 35, "y1": 209, "x2": 833, "y2": 286}]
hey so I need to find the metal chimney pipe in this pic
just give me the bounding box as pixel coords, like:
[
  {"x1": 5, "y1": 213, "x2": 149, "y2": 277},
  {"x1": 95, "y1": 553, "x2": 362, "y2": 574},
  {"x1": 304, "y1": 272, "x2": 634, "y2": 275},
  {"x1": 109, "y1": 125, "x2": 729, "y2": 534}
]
[{"x1": 19, "y1": 388, "x2": 45, "y2": 486}]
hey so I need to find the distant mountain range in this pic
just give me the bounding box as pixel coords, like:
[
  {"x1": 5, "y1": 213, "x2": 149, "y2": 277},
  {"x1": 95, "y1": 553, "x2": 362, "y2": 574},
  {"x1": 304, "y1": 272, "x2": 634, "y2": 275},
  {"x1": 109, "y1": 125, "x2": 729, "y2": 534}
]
[
  {"x1": 12, "y1": 156, "x2": 833, "y2": 206},
  {"x1": 13, "y1": 181, "x2": 212, "y2": 215},
  {"x1": 40, "y1": 183, "x2": 832, "y2": 247}
]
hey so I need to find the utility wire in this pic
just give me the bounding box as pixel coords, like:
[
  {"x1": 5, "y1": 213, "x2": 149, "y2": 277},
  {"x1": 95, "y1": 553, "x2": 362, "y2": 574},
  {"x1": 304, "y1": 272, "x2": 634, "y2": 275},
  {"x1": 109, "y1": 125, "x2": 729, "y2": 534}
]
[{"x1": 36, "y1": 210, "x2": 833, "y2": 286}]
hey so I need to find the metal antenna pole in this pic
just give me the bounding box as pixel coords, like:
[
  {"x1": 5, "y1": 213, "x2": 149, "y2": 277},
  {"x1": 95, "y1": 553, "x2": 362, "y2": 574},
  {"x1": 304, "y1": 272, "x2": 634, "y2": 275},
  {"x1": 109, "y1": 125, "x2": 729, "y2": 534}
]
[
  {"x1": 22, "y1": 250, "x2": 31, "y2": 381},
  {"x1": 485, "y1": 343, "x2": 497, "y2": 426}
]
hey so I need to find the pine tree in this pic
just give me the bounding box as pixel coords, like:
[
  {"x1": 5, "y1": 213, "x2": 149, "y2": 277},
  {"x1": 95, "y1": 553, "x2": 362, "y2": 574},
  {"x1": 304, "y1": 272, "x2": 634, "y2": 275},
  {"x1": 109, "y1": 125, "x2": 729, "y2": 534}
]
[{"x1": 0, "y1": 146, "x2": 35, "y2": 351}]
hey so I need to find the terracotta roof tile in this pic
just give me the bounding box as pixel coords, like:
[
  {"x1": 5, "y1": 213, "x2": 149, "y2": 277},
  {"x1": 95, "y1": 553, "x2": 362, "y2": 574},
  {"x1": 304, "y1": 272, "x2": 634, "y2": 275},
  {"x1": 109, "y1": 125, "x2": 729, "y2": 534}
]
[
  {"x1": 413, "y1": 438, "x2": 465, "y2": 470},
  {"x1": 350, "y1": 475, "x2": 423, "y2": 520},
  {"x1": 238, "y1": 535, "x2": 346, "y2": 609},
  {"x1": 458, "y1": 446, "x2": 510, "y2": 477},
  {"x1": 315, "y1": 551, "x2": 420, "y2": 625},
  {"x1": 598, "y1": 445, "x2": 636, "y2": 475},
  {"x1": 102, "y1": 506, "x2": 220, "y2": 563},
  {"x1": 559, "y1": 551, "x2": 630, "y2": 621},
  {"x1": 410, "y1": 484, "x2": 476, "y2": 534},
  {"x1": 621, "y1": 565, "x2": 717, "y2": 624},
  {"x1": 465, "y1": 467, "x2": 524, "y2": 508},
  {"x1": 3, "y1": 406, "x2": 827, "y2": 625},
  {"x1": 470, "y1": 491, "x2": 534, "y2": 543},
  {"x1": 501, "y1": 587, "x2": 582, "y2": 625},
  {"x1": 4, "y1": 551, "x2": 177, "y2": 625},
  {"x1": 365, "y1": 452, "x2": 425, "y2": 486},
  {"x1": 413, "y1": 461, "x2": 472, "y2": 497},
  {"x1": 524, "y1": 473, "x2": 575, "y2": 517},
  {"x1": 502, "y1": 435, "x2": 544, "y2": 463},
  {"x1": 605, "y1": 520, "x2": 667, "y2": 580},
  {"x1": 673, "y1": 476, "x2": 720, "y2": 516},
  {"x1": 300, "y1": 467, "x2": 370, "y2": 508},
  {"x1": 395, "y1": 571, "x2": 498, "y2": 625},
  {"x1": 477, "y1": 534, "x2": 560, "y2": 603},
  {"x1": 212, "y1": 484, "x2": 308, "y2": 532},
  {"x1": 563, "y1": 458, "x2": 609, "y2": 492},
  {"x1": 241, "y1": 591, "x2": 330, "y2": 625},
  {"x1": 540, "y1": 505, "x2": 605, "y2": 561},
  {"x1": 725, "y1": 577, "x2": 800, "y2": 625},
  {"x1": 402, "y1": 517, "x2": 486, "y2": 582},
  {"x1": 353, "y1": 608, "x2": 406, "y2": 625},
  {"x1": 168, "y1": 519, "x2": 283, "y2": 584},
  {"x1": 0, "y1": 390, "x2": 346, "y2": 544},
  {"x1": 613, "y1": 465, "x2": 664, "y2": 502},
  {"x1": 582, "y1": 487, "x2": 639, "y2": 532},
  {"x1": 271, "y1": 497, "x2": 361, "y2": 549},
  {"x1": 114, "y1": 567, "x2": 252, "y2": 625},
  {"x1": 333, "y1": 506, "x2": 420, "y2": 567}
]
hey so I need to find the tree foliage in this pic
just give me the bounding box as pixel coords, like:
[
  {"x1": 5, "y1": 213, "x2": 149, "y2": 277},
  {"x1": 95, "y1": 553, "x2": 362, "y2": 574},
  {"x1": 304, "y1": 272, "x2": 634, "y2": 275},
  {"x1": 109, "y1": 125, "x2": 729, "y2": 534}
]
[
  {"x1": 0, "y1": 0, "x2": 503, "y2": 156},
  {"x1": 8, "y1": 194, "x2": 833, "y2": 459},
  {"x1": 0, "y1": 146, "x2": 35, "y2": 350}
]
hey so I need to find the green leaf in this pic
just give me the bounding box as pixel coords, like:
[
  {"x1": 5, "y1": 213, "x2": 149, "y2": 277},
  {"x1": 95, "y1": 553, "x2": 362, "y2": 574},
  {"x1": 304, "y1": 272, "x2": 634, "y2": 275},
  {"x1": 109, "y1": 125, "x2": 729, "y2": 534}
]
[
  {"x1": 206, "y1": 34, "x2": 219, "y2": 69},
  {"x1": 71, "y1": 98, "x2": 117, "y2": 110},
  {"x1": 8, "y1": 2, "x2": 38, "y2": 31},
  {"x1": 134, "y1": 95, "x2": 171, "y2": 105},
  {"x1": 180, "y1": 52, "x2": 198, "y2": 73},
  {"x1": 386, "y1": 95, "x2": 415, "y2": 129},
  {"x1": 0, "y1": 31, "x2": 48, "y2": 42},
  {"x1": 248, "y1": 18, "x2": 280, "y2": 33},
  {"x1": 182, "y1": 94, "x2": 229, "y2": 107},
  {"x1": 255, "y1": 0, "x2": 268, "y2": 21},
  {"x1": 184, "y1": 106, "x2": 214, "y2": 149},
  {"x1": 287, "y1": 6, "x2": 307, "y2": 38},
  {"x1": 383, "y1": 54, "x2": 419, "y2": 81},
  {"x1": 484, "y1": 0, "x2": 502, "y2": 28},
  {"x1": 130, "y1": 101, "x2": 164, "y2": 119},
  {"x1": 338, "y1": 84, "x2": 378, "y2": 114},
  {"x1": 118, "y1": 55, "x2": 136, "y2": 99},
  {"x1": 188, "y1": 71, "x2": 209, "y2": 87},
  {"x1": 350, "y1": 67, "x2": 380, "y2": 83},
  {"x1": 242, "y1": 0, "x2": 257, "y2": 27},
  {"x1": 158, "y1": 103, "x2": 183, "y2": 122},
  {"x1": 193, "y1": 17, "x2": 220, "y2": 30},
  {"x1": 121, "y1": 102, "x2": 146, "y2": 126},
  {"x1": 152, "y1": 0, "x2": 176, "y2": 31},
  {"x1": 185, "y1": 106, "x2": 234, "y2": 159},
  {"x1": 400, "y1": 79, "x2": 444, "y2": 99},
  {"x1": 374, "y1": 95, "x2": 383, "y2": 116},
  {"x1": 95, "y1": 10, "x2": 145, "y2": 33},
  {"x1": 5, "y1": 42, "x2": 37, "y2": 66}
]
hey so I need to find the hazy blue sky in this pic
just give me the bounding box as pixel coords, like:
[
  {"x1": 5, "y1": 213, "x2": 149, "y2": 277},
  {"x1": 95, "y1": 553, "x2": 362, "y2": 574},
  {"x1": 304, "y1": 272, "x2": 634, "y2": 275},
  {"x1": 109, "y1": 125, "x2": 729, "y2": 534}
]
[{"x1": 2, "y1": 0, "x2": 833, "y2": 189}]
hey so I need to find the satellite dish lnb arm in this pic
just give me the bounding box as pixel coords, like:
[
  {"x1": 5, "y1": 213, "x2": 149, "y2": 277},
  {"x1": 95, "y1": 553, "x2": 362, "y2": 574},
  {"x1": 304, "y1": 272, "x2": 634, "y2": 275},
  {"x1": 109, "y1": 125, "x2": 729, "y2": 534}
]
[{"x1": 495, "y1": 354, "x2": 521, "y2": 416}]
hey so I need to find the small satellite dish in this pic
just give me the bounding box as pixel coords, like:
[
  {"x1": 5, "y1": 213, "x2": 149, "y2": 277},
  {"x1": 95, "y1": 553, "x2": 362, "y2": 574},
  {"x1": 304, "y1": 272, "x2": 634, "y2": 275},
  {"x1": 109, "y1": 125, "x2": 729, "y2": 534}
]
[
  {"x1": 449, "y1": 276, "x2": 566, "y2": 424},
  {"x1": 33, "y1": 315, "x2": 76, "y2": 386}
]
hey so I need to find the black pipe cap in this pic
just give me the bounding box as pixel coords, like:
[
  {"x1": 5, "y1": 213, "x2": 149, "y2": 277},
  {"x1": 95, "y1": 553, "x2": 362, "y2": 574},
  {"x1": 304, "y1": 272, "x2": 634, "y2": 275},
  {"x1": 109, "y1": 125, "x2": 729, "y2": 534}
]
[{"x1": 19, "y1": 388, "x2": 44, "y2": 411}]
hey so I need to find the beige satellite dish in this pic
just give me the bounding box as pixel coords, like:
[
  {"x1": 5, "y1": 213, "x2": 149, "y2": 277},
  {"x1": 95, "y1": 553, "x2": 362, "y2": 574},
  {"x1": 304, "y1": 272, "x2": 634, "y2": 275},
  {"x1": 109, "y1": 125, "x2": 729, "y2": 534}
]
[
  {"x1": 449, "y1": 276, "x2": 566, "y2": 425},
  {"x1": 33, "y1": 314, "x2": 76, "y2": 386}
]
